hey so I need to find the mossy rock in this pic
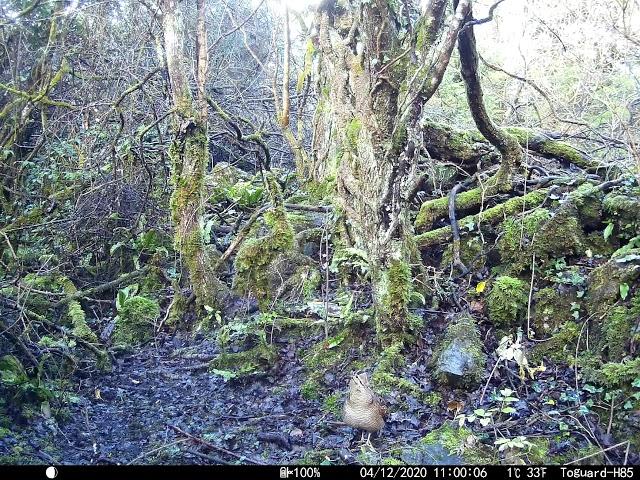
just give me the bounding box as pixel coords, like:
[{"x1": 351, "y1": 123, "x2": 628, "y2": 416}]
[
  {"x1": 497, "y1": 207, "x2": 584, "y2": 274},
  {"x1": 585, "y1": 248, "x2": 640, "y2": 315},
  {"x1": 209, "y1": 341, "x2": 277, "y2": 377},
  {"x1": 112, "y1": 296, "x2": 160, "y2": 346},
  {"x1": 603, "y1": 185, "x2": 640, "y2": 240},
  {"x1": 406, "y1": 422, "x2": 493, "y2": 464},
  {"x1": 487, "y1": 276, "x2": 528, "y2": 329},
  {"x1": 530, "y1": 321, "x2": 580, "y2": 364},
  {"x1": 571, "y1": 182, "x2": 604, "y2": 229},
  {"x1": 433, "y1": 314, "x2": 486, "y2": 389},
  {"x1": 533, "y1": 286, "x2": 577, "y2": 335}
]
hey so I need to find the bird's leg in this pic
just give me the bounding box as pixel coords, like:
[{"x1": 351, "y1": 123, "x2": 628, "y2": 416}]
[
  {"x1": 360, "y1": 431, "x2": 366, "y2": 443},
  {"x1": 364, "y1": 432, "x2": 376, "y2": 451}
]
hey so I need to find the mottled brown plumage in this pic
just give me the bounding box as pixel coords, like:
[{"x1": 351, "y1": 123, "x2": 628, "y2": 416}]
[{"x1": 343, "y1": 372, "x2": 387, "y2": 447}]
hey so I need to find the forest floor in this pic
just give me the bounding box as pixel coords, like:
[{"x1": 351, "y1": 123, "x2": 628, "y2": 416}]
[{"x1": 3, "y1": 308, "x2": 632, "y2": 465}]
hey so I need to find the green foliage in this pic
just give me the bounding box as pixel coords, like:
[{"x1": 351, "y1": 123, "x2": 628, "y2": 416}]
[
  {"x1": 0, "y1": 355, "x2": 53, "y2": 420},
  {"x1": 112, "y1": 293, "x2": 160, "y2": 346},
  {"x1": 487, "y1": 276, "x2": 528, "y2": 328}
]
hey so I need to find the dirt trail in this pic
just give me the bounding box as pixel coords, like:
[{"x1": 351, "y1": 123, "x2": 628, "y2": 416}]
[{"x1": 43, "y1": 331, "x2": 361, "y2": 464}]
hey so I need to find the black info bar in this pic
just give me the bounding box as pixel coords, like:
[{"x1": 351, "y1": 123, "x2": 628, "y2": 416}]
[{"x1": 0, "y1": 464, "x2": 637, "y2": 480}]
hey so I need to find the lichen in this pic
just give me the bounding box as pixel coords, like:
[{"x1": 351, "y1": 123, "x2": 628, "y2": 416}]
[{"x1": 487, "y1": 276, "x2": 528, "y2": 329}]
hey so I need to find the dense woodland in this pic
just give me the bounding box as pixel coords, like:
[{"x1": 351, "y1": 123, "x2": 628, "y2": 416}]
[{"x1": 1, "y1": 0, "x2": 639, "y2": 466}]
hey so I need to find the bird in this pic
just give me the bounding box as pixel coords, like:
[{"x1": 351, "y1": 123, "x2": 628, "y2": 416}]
[{"x1": 343, "y1": 372, "x2": 387, "y2": 449}]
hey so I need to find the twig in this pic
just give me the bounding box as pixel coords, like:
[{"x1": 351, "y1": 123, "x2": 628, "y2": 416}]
[
  {"x1": 564, "y1": 441, "x2": 630, "y2": 465},
  {"x1": 168, "y1": 424, "x2": 265, "y2": 465}
]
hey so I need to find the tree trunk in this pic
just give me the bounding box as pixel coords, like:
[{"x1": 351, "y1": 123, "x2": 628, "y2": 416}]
[
  {"x1": 310, "y1": 0, "x2": 469, "y2": 335},
  {"x1": 162, "y1": 0, "x2": 225, "y2": 310}
]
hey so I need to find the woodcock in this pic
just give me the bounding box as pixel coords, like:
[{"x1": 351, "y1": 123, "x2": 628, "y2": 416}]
[{"x1": 343, "y1": 372, "x2": 387, "y2": 448}]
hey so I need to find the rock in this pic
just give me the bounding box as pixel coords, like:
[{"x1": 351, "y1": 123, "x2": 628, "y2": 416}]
[
  {"x1": 433, "y1": 314, "x2": 486, "y2": 388},
  {"x1": 400, "y1": 443, "x2": 463, "y2": 465}
]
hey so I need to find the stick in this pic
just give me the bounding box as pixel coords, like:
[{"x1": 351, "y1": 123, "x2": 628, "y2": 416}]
[{"x1": 168, "y1": 424, "x2": 265, "y2": 465}]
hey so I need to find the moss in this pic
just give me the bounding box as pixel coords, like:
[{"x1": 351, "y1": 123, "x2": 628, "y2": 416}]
[
  {"x1": 421, "y1": 392, "x2": 440, "y2": 407},
  {"x1": 59, "y1": 277, "x2": 98, "y2": 343},
  {"x1": 603, "y1": 306, "x2": 633, "y2": 362},
  {"x1": 378, "y1": 259, "x2": 412, "y2": 331},
  {"x1": 419, "y1": 423, "x2": 494, "y2": 464},
  {"x1": 487, "y1": 276, "x2": 528, "y2": 329},
  {"x1": 441, "y1": 235, "x2": 484, "y2": 270},
  {"x1": 603, "y1": 186, "x2": 640, "y2": 240},
  {"x1": 298, "y1": 449, "x2": 335, "y2": 465},
  {"x1": 112, "y1": 296, "x2": 160, "y2": 346},
  {"x1": 522, "y1": 438, "x2": 550, "y2": 464},
  {"x1": 306, "y1": 177, "x2": 336, "y2": 201},
  {"x1": 533, "y1": 287, "x2": 577, "y2": 335},
  {"x1": 165, "y1": 285, "x2": 187, "y2": 328},
  {"x1": 345, "y1": 118, "x2": 362, "y2": 149},
  {"x1": 593, "y1": 358, "x2": 640, "y2": 387},
  {"x1": 322, "y1": 393, "x2": 342, "y2": 415},
  {"x1": 498, "y1": 206, "x2": 584, "y2": 274},
  {"x1": 233, "y1": 205, "x2": 295, "y2": 308},
  {"x1": 415, "y1": 189, "x2": 549, "y2": 247},
  {"x1": 571, "y1": 183, "x2": 604, "y2": 228},
  {"x1": 433, "y1": 315, "x2": 486, "y2": 388},
  {"x1": 301, "y1": 379, "x2": 320, "y2": 400},
  {"x1": 530, "y1": 321, "x2": 580, "y2": 364},
  {"x1": 371, "y1": 341, "x2": 425, "y2": 400},
  {"x1": 585, "y1": 249, "x2": 640, "y2": 315},
  {"x1": 209, "y1": 341, "x2": 277, "y2": 377}
]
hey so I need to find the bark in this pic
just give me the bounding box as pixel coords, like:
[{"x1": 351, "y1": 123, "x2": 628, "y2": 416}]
[
  {"x1": 310, "y1": 0, "x2": 469, "y2": 334},
  {"x1": 162, "y1": 0, "x2": 226, "y2": 310}
]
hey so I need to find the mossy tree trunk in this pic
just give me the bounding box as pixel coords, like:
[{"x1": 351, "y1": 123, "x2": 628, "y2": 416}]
[
  {"x1": 162, "y1": 0, "x2": 220, "y2": 310},
  {"x1": 309, "y1": 0, "x2": 470, "y2": 334}
]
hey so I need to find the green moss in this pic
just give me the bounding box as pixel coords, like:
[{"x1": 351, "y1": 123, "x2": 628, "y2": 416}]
[
  {"x1": 415, "y1": 189, "x2": 549, "y2": 247},
  {"x1": 423, "y1": 392, "x2": 442, "y2": 407},
  {"x1": 603, "y1": 306, "x2": 633, "y2": 362},
  {"x1": 322, "y1": 393, "x2": 342, "y2": 415},
  {"x1": 210, "y1": 341, "x2": 277, "y2": 377},
  {"x1": 346, "y1": 118, "x2": 362, "y2": 149},
  {"x1": 441, "y1": 235, "x2": 484, "y2": 270},
  {"x1": 585, "y1": 249, "x2": 640, "y2": 315},
  {"x1": 59, "y1": 277, "x2": 98, "y2": 343},
  {"x1": 371, "y1": 341, "x2": 425, "y2": 400},
  {"x1": 298, "y1": 449, "x2": 335, "y2": 465},
  {"x1": 112, "y1": 296, "x2": 160, "y2": 346},
  {"x1": 301, "y1": 379, "x2": 320, "y2": 400},
  {"x1": 487, "y1": 276, "x2": 528, "y2": 329},
  {"x1": 498, "y1": 206, "x2": 584, "y2": 274},
  {"x1": 419, "y1": 423, "x2": 493, "y2": 464},
  {"x1": 595, "y1": 358, "x2": 640, "y2": 387},
  {"x1": 533, "y1": 287, "x2": 576, "y2": 335},
  {"x1": 379, "y1": 259, "x2": 412, "y2": 331},
  {"x1": 530, "y1": 321, "x2": 580, "y2": 364},
  {"x1": 233, "y1": 205, "x2": 294, "y2": 308},
  {"x1": 603, "y1": 186, "x2": 640, "y2": 240}
]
